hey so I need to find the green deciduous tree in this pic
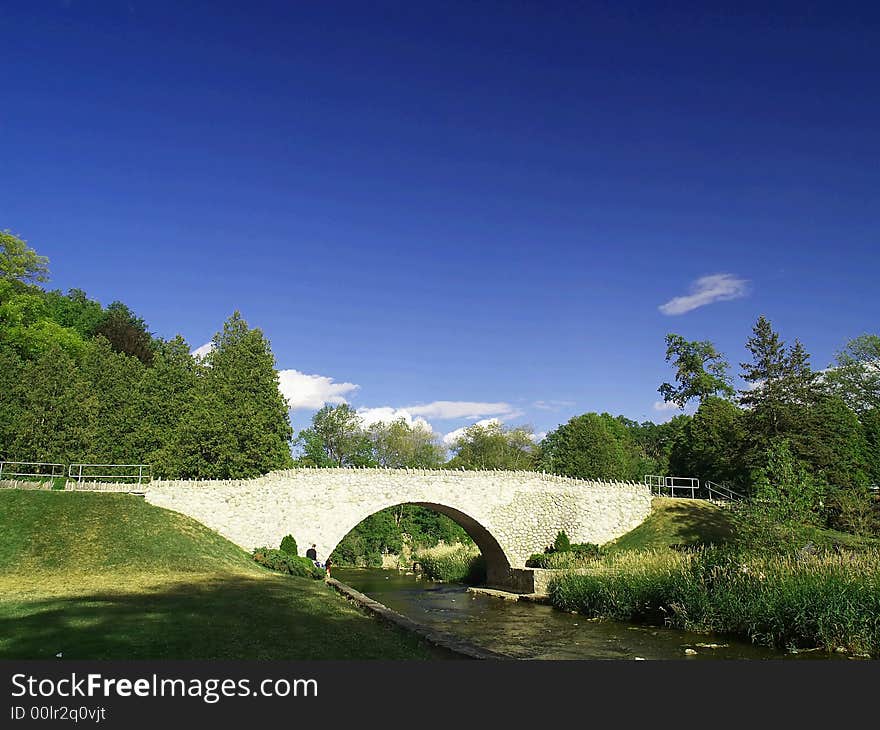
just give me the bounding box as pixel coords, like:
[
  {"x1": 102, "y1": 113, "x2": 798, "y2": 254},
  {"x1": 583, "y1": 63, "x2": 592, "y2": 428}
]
[
  {"x1": 658, "y1": 334, "x2": 735, "y2": 408},
  {"x1": 296, "y1": 404, "x2": 373, "y2": 467},
  {"x1": 367, "y1": 418, "x2": 444, "y2": 468},
  {"x1": 669, "y1": 396, "x2": 747, "y2": 487},
  {"x1": 825, "y1": 334, "x2": 880, "y2": 414},
  {"x1": 0, "y1": 231, "x2": 49, "y2": 285},
  {"x1": 538, "y1": 413, "x2": 632, "y2": 479},
  {"x1": 446, "y1": 421, "x2": 537, "y2": 470}
]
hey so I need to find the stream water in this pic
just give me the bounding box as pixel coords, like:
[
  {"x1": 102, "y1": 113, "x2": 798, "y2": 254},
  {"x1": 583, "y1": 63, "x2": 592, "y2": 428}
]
[{"x1": 335, "y1": 568, "x2": 841, "y2": 660}]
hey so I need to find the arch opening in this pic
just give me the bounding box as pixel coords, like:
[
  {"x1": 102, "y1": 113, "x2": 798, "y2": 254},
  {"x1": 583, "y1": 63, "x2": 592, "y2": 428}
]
[{"x1": 325, "y1": 501, "x2": 512, "y2": 587}]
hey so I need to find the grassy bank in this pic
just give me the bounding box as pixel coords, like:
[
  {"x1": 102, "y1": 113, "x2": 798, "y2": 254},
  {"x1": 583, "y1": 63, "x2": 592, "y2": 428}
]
[
  {"x1": 414, "y1": 544, "x2": 486, "y2": 584},
  {"x1": 603, "y1": 497, "x2": 737, "y2": 553},
  {"x1": 548, "y1": 499, "x2": 880, "y2": 657},
  {"x1": 0, "y1": 490, "x2": 445, "y2": 659},
  {"x1": 549, "y1": 547, "x2": 880, "y2": 656}
]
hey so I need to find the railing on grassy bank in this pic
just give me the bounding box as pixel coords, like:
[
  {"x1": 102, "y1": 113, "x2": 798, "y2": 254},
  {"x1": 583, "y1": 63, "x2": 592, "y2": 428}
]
[
  {"x1": 645, "y1": 475, "x2": 744, "y2": 502},
  {"x1": 68, "y1": 463, "x2": 152, "y2": 486},
  {"x1": 548, "y1": 546, "x2": 880, "y2": 658}
]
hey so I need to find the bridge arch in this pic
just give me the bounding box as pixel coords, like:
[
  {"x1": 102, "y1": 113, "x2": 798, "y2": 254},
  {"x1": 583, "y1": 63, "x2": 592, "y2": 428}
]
[{"x1": 325, "y1": 501, "x2": 513, "y2": 585}]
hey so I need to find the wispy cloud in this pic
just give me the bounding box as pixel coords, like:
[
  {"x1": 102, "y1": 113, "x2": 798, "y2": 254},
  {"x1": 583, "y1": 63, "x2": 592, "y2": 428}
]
[
  {"x1": 653, "y1": 400, "x2": 682, "y2": 412},
  {"x1": 533, "y1": 399, "x2": 575, "y2": 411},
  {"x1": 277, "y1": 370, "x2": 359, "y2": 410},
  {"x1": 659, "y1": 274, "x2": 749, "y2": 316},
  {"x1": 405, "y1": 401, "x2": 520, "y2": 420}
]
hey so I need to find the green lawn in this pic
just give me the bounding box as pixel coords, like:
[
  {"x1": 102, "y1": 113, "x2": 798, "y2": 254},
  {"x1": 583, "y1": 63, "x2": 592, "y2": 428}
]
[
  {"x1": 603, "y1": 497, "x2": 737, "y2": 553},
  {"x1": 0, "y1": 490, "x2": 449, "y2": 659}
]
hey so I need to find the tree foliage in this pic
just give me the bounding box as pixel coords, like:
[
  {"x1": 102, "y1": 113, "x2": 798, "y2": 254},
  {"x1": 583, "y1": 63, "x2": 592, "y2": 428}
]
[
  {"x1": 658, "y1": 334, "x2": 734, "y2": 408},
  {"x1": 669, "y1": 396, "x2": 747, "y2": 487},
  {"x1": 538, "y1": 413, "x2": 634, "y2": 479},
  {"x1": 445, "y1": 421, "x2": 537, "y2": 470},
  {"x1": 0, "y1": 231, "x2": 49, "y2": 285},
  {"x1": 825, "y1": 334, "x2": 880, "y2": 414}
]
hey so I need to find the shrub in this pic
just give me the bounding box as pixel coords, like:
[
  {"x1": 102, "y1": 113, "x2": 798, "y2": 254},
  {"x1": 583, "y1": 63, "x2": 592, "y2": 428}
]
[
  {"x1": 252, "y1": 547, "x2": 323, "y2": 579},
  {"x1": 279, "y1": 534, "x2": 298, "y2": 556},
  {"x1": 414, "y1": 544, "x2": 486, "y2": 584},
  {"x1": 570, "y1": 542, "x2": 601, "y2": 559},
  {"x1": 553, "y1": 530, "x2": 571, "y2": 553}
]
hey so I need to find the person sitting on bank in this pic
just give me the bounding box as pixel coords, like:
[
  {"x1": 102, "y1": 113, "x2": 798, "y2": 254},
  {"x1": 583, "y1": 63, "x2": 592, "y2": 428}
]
[
  {"x1": 306, "y1": 544, "x2": 317, "y2": 561},
  {"x1": 324, "y1": 556, "x2": 333, "y2": 579}
]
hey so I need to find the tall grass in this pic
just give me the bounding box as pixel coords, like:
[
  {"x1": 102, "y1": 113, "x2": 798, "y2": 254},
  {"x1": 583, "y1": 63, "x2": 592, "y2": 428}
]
[
  {"x1": 414, "y1": 544, "x2": 486, "y2": 585},
  {"x1": 549, "y1": 547, "x2": 880, "y2": 657}
]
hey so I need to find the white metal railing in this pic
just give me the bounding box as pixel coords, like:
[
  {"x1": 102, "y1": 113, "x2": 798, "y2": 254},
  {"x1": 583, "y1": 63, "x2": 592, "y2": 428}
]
[
  {"x1": 645, "y1": 474, "x2": 664, "y2": 494},
  {"x1": 0, "y1": 461, "x2": 65, "y2": 480},
  {"x1": 705, "y1": 480, "x2": 745, "y2": 501},
  {"x1": 67, "y1": 463, "x2": 152, "y2": 485},
  {"x1": 645, "y1": 475, "x2": 700, "y2": 498}
]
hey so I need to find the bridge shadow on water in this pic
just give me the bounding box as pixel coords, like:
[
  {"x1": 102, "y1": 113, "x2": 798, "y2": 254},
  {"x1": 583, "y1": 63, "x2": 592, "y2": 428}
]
[{"x1": 0, "y1": 574, "x2": 459, "y2": 660}]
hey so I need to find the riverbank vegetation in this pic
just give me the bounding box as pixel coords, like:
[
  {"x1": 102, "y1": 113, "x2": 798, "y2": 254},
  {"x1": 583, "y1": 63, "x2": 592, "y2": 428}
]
[
  {"x1": 549, "y1": 546, "x2": 880, "y2": 657},
  {"x1": 547, "y1": 495, "x2": 880, "y2": 657},
  {"x1": 413, "y1": 544, "x2": 486, "y2": 584},
  {"x1": 0, "y1": 490, "x2": 442, "y2": 659}
]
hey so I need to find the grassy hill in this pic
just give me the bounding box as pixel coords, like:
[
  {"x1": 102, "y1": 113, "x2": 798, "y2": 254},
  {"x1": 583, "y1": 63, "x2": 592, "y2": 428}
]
[
  {"x1": 603, "y1": 497, "x2": 879, "y2": 554},
  {"x1": 603, "y1": 497, "x2": 737, "y2": 553},
  {"x1": 0, "y1": 490, "x2": 446, "y2": 660}
]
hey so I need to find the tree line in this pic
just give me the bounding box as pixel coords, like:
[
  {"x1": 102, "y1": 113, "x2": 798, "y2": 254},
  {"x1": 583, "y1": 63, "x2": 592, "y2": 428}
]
[
  {"x1": 0, "y1": 231, "x2": 293, "y2": 478},
  {"x1": 4, "y1": 230, "x2": 877, "y2": 553}
]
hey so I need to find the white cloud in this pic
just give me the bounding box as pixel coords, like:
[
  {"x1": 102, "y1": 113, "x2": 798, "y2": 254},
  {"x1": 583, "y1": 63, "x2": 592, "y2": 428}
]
[
  {"x1": 653, "y1": 400, "x2": 682, "y2": 412},
  {"x1": 531, "y1": 431, "x2": 548, "y2": 443},
  {"x1": 659, "y1": 274, "x2": 749, "y2": 316},
  {"x1": 191, "y1": 342, "x2": 214, "y2": 359},
  {"x1": 442, "y1": 418, "x2": 501, "y2": 446},
  {"x1": 355, "y1": 407, "x2": 434, "y2": 433},
  {"x1": 277, "y1": 369, "x2": 359, "y2": 410},
  {"x1": 533, "y1": 400, "x2": 575, "y2": 411},
  {"x1": 406, "y1": 401, "x2": 519, "y2": 420}
]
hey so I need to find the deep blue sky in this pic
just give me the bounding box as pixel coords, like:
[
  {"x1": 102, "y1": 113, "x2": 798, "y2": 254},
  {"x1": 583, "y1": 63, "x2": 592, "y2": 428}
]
[{"x1": 2, "y1": 1, "x2": 878, "y2": 442}]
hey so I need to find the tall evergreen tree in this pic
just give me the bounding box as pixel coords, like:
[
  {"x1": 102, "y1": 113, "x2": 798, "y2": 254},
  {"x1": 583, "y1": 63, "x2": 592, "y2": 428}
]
[
  {"x1": 8, "y1": 345, "x2": 97, "y2": 464},
  {"x1": 134, "y1": 336, "x2": 200, "y2": 477},
  {"x1": 81, "y1": 337, "x2": 146, "y2": 463},
  {"x1": 169, "y1": 312, "x2": 293, "y2": 478}
]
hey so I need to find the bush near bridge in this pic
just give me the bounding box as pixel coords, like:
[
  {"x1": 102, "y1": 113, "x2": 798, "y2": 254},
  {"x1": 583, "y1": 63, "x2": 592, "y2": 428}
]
[{"x1": 252, "y1": 547, "x2": 323, "y2": 579}]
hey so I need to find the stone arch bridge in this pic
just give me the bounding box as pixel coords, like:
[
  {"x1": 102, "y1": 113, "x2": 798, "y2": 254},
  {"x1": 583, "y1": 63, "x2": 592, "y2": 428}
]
[{"x1": 138, "y1": 468, "x2": 651, "y2": 589}]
